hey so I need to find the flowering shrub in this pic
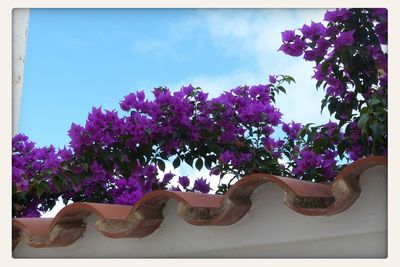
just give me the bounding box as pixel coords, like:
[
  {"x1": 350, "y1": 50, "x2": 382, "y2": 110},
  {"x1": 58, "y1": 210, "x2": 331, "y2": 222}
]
[
  {"x1": 12, "y1": 77, "x2": 294, "y2": 217},
  {"x1": 12, "y1": 8, "x2": 387, "y2": 217},
  {"x1": 12, "y1": 135, "x2": 68, "y2": 217},
  {"x1": 279, "y1": 8, "x2": 387, "y2": 160}
]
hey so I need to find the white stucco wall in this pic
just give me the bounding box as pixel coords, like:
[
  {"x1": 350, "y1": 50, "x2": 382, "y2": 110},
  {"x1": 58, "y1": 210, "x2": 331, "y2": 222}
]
[
  {"x1": 12, "y1": 8, "x2": 29, "y2": 134},
  {"x1": 13, "y1": 165, "x2": 387, "y2": 258}
]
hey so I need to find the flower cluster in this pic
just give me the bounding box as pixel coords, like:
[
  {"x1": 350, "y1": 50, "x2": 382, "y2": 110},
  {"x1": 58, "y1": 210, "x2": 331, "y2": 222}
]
[
  {"x1": 293, "y1": 148, "x2": 338, "y2": 181},
  {"x1": 280, "y1": 9, "x2": 387, "y2": 97},
  {"x1": 282, "y1": 121, "x2": 302, "y2": 140},
  {"x1": 278, "y1": 120, "x2": 344, "y2": 182},
  {"x1": 13, "y1": 76, "x2": 294, "y2": 216},
  {"x1": 12, "y1": 134, "x2": 72, "y2": 217},
  {"x1": 280, "y1": 8, "x2": 387, "y2": 159}
]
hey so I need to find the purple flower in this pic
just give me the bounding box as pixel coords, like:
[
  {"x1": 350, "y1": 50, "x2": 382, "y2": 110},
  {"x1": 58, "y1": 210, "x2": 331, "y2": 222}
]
[
  {"x1": 269, "y1": 75, "x2": 277, "y2": 84},
  {"x1": 303, "y1": 50, "x2": 318, "y2": 61},
  {"x1": 372, "y1": 8, "x2": 387, "y2": 22},
  {"x1": 263, "y1": 137, "x2": 277, "y2": 152},
  {"x1": 119, "y1": 93, "x2": 137, "y2": 111},
  {"x1": 90, "y1": 162, "x2": 107, "y2": 181},
  {"x1": 279, "y1": 35, "x2": 306, "y2": 57},
  {"x1": 193, "y1": 178, "x2": 211, "y2": 194},
  {"x1": 136, "y1": 90, "x2": 146, "y2": 102},
  {"x1": 111, "y1": 176, "x2": 145, "y2": 205},
  {"x1": 349, "y1": 145, "x2": 363, "y2": 161},
  {"x1": 219, "y1": 151, "x2": 235, "y2": 164},
  {"x1": 282, "y1": 121, "x2": 302, "y2": 140},
  {"x1": 58, "y1": 147, "x2": 72, "y2": 161},
  {"x1": 277, "y1": 139, "x2": 285, "y2": 147},
  {"x1": 312, "y1": 64, "x2": 331, "y2": 81},
  {"x1": 379, "y1": 73, "x2": 387, "y2": 87},
  {"x1": 178, "y1": 176, "x2": 190, "y2": 188},
  {"x1": 326, "y1": 76, "x2": 346, "y2": 97},
  {"x1": 182, "y1": 84, "x2": 195, "y2": 96},
  {"x1": 68, "y1": 123, "x2": 85, "y2": 150},
  {"x1": 344, "y1": 91, "x2": 356, "y2": 104},
  {"x1": 268, "y1": 109, "x2": 282, "y2": 126},
  {"x1": 196, "y1": 91, "x2": 208, "y2": 102},
  {"x1": 281, "y1": 30, "x2": 296, "y2": 42},
  {"x1": 262, "y1": 126, "x2": 274, "y2": 136},
  {"x1": 23, "y1": 208, "x2": 41, "y2": 218},
  {"x1": 209, "y1": 167, "x2": 220, "y2": 176},
  {"x1": 321, "y1": 151, "x2": 338, "y2": 180},
  {"x1": 303, "y1": 38, "x2": 330, "y2": 62},
  {"x1": 324, "y1": 8, "x2": 352, "y2": 22},
  {"x1": 323, "y1": 120, "x2": 338, "y2": 138},
  {"x1": 239, "y1": 153, "x2": 252, "y2": 163},
  {"x1": 300, "y1": 21, "x2": 326, "y2": 39},
  {"x1": 162, "y1": 172, "x2": 175, "y2": 184},
  {"x1": 12, "y1": 167, "x2": 28, "y2": 191},
  {"x1": 170, "y1": 186, "x2": 182, "y2": 192},
  {"x1": 375, "y1": 22, "x2": 387, "y2": 45},
  {"x1": 293, "y1": 148, "x2": 323, "y2": 177},
  {"x1": 334, "y1": 30, "x2": 355, "y2": 50}
]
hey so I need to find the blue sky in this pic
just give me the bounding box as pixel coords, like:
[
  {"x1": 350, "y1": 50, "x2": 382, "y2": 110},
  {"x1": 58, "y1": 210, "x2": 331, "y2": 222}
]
[
  {"x1": 18, "y1": 9, "x2": 333, "y2": 215},
  {"x1": 19, "y1": 8, "x2": 331, "y2": 148}
]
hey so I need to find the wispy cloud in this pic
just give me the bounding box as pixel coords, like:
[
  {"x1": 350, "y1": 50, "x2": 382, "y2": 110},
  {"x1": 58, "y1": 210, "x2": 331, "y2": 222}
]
[{"x1": 166, "y1": 9, "x2": 332, "y2": 124}]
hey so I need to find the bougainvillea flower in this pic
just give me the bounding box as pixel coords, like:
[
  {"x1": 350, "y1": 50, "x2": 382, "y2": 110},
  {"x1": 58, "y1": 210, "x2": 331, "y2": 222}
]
[
  {"x1": 324, "y1": 8, "x2": 352, "y2": 22},
  {"x1": 193, "y1": 178, "x2": 211, "y2": 193},
  {"x1": 334, "y1": 30, "x2": 355, "y2": 50},
  {"x1": 300, "y1": 21, "x2": 326, "y2": 39}
]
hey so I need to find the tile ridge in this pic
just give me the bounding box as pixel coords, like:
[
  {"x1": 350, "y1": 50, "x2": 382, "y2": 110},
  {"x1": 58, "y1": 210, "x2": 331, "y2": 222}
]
[{"x1": 12, "y1": 156, "x2": 387, "y2": 249}]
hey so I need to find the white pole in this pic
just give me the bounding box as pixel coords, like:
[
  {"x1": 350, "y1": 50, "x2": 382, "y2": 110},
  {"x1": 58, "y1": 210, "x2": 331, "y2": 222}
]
[{"x1": 12, "y1": 9, "x2": 30, "y2": 135}]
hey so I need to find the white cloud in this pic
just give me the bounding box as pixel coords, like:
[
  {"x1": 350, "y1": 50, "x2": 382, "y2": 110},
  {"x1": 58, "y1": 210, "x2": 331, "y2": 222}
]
[{"x1": 168, "y1": 9, "x2": 332, "y2": 124}]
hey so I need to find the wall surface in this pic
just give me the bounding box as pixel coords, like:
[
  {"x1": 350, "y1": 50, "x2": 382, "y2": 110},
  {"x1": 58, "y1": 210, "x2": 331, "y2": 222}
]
[
  {"x1": 12, "y1": 9, "x2": 29, "y2": 134},
  {"x1": 13, "y1": 165, "x2": 387, "y2": 258}
]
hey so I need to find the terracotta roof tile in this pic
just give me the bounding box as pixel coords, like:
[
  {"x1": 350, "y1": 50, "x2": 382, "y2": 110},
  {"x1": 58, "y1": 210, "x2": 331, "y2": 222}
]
[{"x1": 12, "y1": 156, "x2": 387, "y2": 250}]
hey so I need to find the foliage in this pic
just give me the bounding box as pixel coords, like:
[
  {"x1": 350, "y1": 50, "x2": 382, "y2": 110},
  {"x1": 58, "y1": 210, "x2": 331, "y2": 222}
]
[
  {"x1": 279, "y1": 8, "x2": 387, "y2": 160},
  {"x1": 12, "y1": 8, "x2": 387, "y2": 217}
]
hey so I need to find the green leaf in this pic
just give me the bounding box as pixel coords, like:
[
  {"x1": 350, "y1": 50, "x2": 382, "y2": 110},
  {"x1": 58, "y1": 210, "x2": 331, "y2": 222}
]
[
  {"x1": 277, "y1": 86, "x2": 286, "y2": 94},
  {"x1": 173, "y1": 157, "x2": 181, "y2": 169},
  {"x1": 299, "y1": 128, "x2": 308, "y2": 139},
  {"x1": 313, "y1": 138, "x2": 329, "y2": 153},
  {"x1": 80, "y1": 163, "x2": 89, "y2": 171},
  {"x1": 316, "y1": 80, "x2": 323, "y2": 89},
  {"x1": 369, "y1": 98, "x2": 380, "y2": 106},
  {"x1": 36, "y1": 182, "x2": 47, "y2": 198},
  {"x1": 185, "y1": 156, "x2": 194, "y2": 167},
  {"x1": 369, "y1": 121, "x2": 384, "y2": 140},
  {"x1": 328, "y1": 99, "x2": 338, "y2": 115},
  {"x1": 320, "y1": 98, "x2": 328, "y2": 113},
  {"x1": 195, "y1": 158, "x2": 203, "y2": 171},
  {"x1": 321, "y1": 60, "x2": 331, "y2": 74},
  {"x1": 216, "y1": 184, "x2": 228, "y2": 195},
  {"x1": 288, "y1": 76, "x2": 296, "y2": 84},
  {"x1": 337, "y1": 141, "x2": 347, "y2": 159},
  {"x1": 358, "y1": 113, "x2": 369, "y2": 132},
  {"x1": 53, "y1": 174, "x2": 63, "y2": 192},
  {"x1": 62, "y1": 197, "x2": 70, "y2": 205},
  {"x1": 151, "y1": 183, "x2": 160, "y2": 191},
  {"x1": 158, "y1": 160, "x2": 166, "y2": 172},
  {"x1": 69, "y1": 173, "x2": 79, "y2": 187},
  {"x1": 205, "y1": 156, "x2": 213, "y2": 169}
]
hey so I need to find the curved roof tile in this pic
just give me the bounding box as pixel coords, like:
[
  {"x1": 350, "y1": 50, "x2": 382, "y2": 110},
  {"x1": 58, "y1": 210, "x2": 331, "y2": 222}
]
[{"x1": 12, "y1": 156, "x2": 387, "y2": 249}]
